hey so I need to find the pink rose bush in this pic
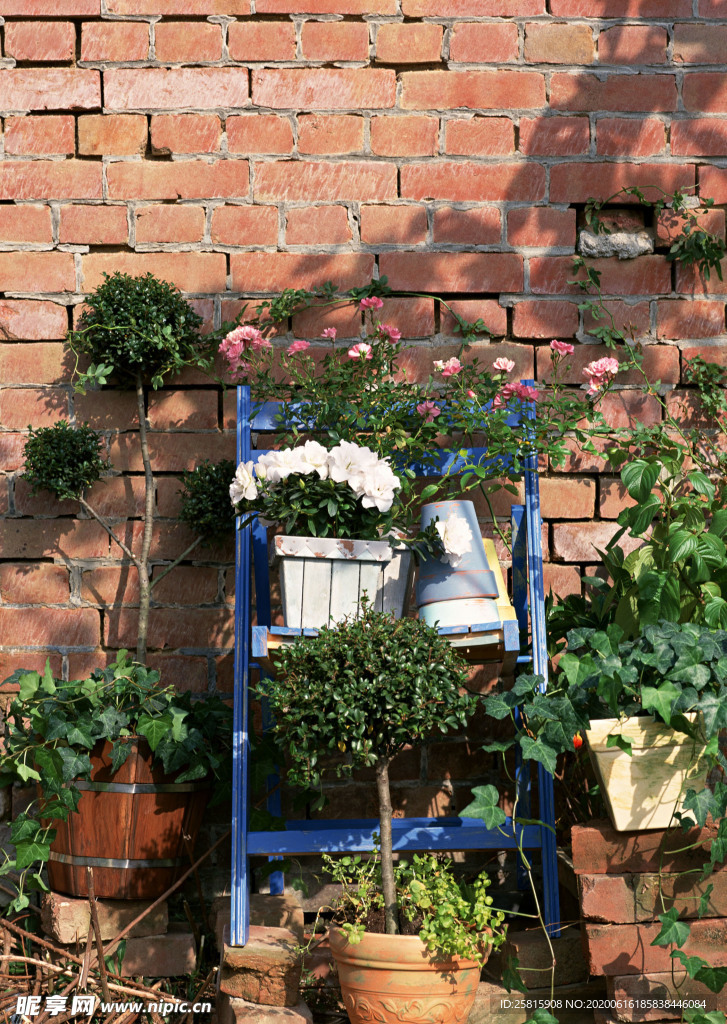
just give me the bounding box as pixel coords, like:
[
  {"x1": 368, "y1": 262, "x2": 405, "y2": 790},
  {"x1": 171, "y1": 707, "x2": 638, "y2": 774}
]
[{"x1": 584, "y1": 356, "x2": 620, "y2": 396}]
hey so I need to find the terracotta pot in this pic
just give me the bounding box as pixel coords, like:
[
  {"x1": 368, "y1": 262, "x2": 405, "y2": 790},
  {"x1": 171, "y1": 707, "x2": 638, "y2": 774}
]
[
  {"x1": 46, "y1": 737, "x2": 210, "y2": 900},
  {"x1": 329, "y1": 925, "x2": 485, "y2": 1024}
]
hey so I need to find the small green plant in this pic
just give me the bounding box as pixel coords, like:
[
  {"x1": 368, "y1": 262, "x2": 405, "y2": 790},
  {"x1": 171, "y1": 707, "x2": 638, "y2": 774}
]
[
  {"x1": 264, "y1": 600, "x2": 479, "y2": 940},
  {"x1": 178, "y1": 459, "x2": 237, "y2": 544},
  {"x1": 0, "y1": 651, "x2": 233, "y2": 914}
]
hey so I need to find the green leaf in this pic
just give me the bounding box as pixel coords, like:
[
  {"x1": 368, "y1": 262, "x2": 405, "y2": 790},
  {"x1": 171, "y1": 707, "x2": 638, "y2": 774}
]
[
  {"x1": 622, "y1": 459, "x2": 660, "y2": 502},
  {"x1": 669, "y1": 530, "x2": 699, "y2": 563},
  {"x1": 501, "y1": 956, "x2": 528, "y2": 994},
  {"x1": 683, "y1": 788, "x2": 716, "y2": 830},
  {"x1": 698, "y1": 883, "x2": 714, "y2": 918},
  {"x1": 41, "y1": 659, "x2": 56, "y2": 695},
  {"x1": 641, "y1": 681, "x2": 680, "y2": 725},
  {"x1": 459, "y1": 785, "x2": 507, "y2": 830},
  {"x1": 519, "y1": 735, "x2": 558, "y2": 775},
  {"x1": 606, "y1": 734, "x2": 633, "y2": 755},
  {"x1": 136, "y1": 714, "x2": 172, "y2": 752},
  {"x1": 528, "y1": 1012, "x2": 559, "y2": 1024},
  {"x1": 18, "y1": 671, "x2": 40, "y2": 702},
  {"x1": 651, "y1": 909, "x2": 691, "y2": 948}
]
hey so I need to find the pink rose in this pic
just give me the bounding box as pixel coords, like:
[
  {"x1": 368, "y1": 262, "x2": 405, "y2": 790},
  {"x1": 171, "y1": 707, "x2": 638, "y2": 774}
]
[
  {"x1": 360, "y1": 296, "x2": 384, "y2": 311},
  {"x1": 348, "y1": 343, "x2": 373, "y2": 360},
  {"x1": 434, "y1": 357, "x2": 462, "y2": 377},
  {"x1": 493, "y1": 357, "x2": 515, "y2": 374},
  {"x1": 496, "y1": 382, "x2": 539, "y2": 407},
  {"x1": 550, "y1": 340, "x2": 574, "y2": 356},
  {"x1": 379, "y1": 324, "x2": 402, "y2": 342},
  {"x1": 222, "y1": 324, "x2": 271, "y2": 353},
  {"x1": 416, "y1": 400, "x2": 441, "y2": 423},
  {"x1": 583, "y1": 357, "x2": 619, "y2": 396},
  {"x1": 467, "y1": 389, "x2": 476, "y2": 399},
  {"x1": 321, "y1": 327, "x2": 337, "y2": 339},
  {"x1": 287, "y1": 339, "x2": 310, "y2": 355}
]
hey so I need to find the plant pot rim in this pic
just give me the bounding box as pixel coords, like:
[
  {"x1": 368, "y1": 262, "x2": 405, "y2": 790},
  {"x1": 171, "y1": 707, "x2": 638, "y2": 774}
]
[
  {"x1": 274, "y1": 534, "x2": 408, "y2": 562},
  {"x1": 328, "y1": 923, "x2": 482, "y2": 970},
  {"x1": 586, "y1": 712, "x2": 701, "y2": 751}
]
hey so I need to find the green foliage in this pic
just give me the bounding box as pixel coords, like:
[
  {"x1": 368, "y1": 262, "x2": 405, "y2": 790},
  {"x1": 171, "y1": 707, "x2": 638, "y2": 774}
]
[
  {"x1": 178, "y1": 459, "x2": 237, "y2": 544},
  {"x1": 69, "y1": 271, "x2": 209, "y2": 390},
  {"x1": 265, "y1": 603, "x2": 474, "y2": 786},
  {"x1": 323, "y1": 851, "x2": 506, "y2": 964},
  {"x1": 0, "y1": 651, "x2": 232, "y2": 912},
  {"x1": 22, "y1": 421, "x2": 106, "y2": 501}
]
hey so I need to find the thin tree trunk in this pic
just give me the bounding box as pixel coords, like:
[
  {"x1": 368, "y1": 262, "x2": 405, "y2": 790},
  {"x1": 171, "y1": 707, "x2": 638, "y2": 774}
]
[
  {"x1": 375, "y1": 758, "x2": 399, "y2": 935},
  {"x1": 135, "y1": 373, "x2": 154, "y2": 664}
]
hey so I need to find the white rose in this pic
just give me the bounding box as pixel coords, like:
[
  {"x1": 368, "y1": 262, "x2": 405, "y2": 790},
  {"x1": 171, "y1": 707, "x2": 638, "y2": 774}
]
[
  {"x1": 327, "y1": 441, "x2": 379, "y2": 486},
  {"x1": 436, "y1": 512, "x2": 472, "y2": 568},
  {"x1": 230, "y1": 460, "x2": 258, "y2": 505},
  {"x1": 295, "y1": 440, "x2": 330, "y2": 479},
  {"x1": 358, "y1": 462, "x2": 401, "y2": 513},
  {"x1": 256, "y1": 449, "x2": 301, "y2": 485}
]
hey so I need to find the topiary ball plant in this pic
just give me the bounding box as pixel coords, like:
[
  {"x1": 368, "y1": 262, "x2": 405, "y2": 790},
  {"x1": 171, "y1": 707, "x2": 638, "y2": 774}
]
[{"x1": 266, "y1": 600, "x2": 475, "y2": 936}]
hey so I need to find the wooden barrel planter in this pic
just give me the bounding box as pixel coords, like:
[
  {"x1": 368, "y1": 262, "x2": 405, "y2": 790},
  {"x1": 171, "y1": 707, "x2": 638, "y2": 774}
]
[{"x1": 46, "y1": 738, "x2": 210, "y2": 900}]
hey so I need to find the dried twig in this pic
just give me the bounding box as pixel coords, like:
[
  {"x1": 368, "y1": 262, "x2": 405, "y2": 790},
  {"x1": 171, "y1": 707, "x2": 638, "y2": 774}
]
[
  {"x1": 182, "y1": 832, "x2": 208, "y2": 924},
  {"x1": 87, "y1": 868, "x2": 112, "y2": 1004}
]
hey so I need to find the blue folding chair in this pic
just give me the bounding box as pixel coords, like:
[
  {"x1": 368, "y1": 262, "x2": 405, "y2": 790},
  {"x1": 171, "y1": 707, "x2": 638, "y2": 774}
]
[{"x1": 230, "y1": 383, "x2": 560, "y2": 946}]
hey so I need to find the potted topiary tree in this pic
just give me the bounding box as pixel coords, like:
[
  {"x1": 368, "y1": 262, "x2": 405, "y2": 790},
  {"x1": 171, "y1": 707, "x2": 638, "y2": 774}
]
[{"x1": 265, "y1": 601, "x2": 507, "y2": 1024}]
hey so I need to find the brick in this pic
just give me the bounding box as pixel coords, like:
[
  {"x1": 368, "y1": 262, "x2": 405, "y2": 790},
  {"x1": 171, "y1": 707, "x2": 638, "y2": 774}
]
[
  {"x1": 513, "y1": 301, "x2": 579, "y2": 338},
  {"x1": 286, "y1": 206, "x2": 350, "y2": 245},
  {"x1": 553, "y1": 521, "x2": 643, "y2": 562},
  {"x1": 0, "y1": 162, "x2": 102, "y2": 201},
  {"x1": 598, "y1": 117, "x2": 666, "y2": 157},
  {"x1": 154, "y1": 22, "x2": 222, "y2": 63},
  {"x1": 585, "y1": 919, "x2": 727, "y2": 977},
  {"x1": 59, "y1": 206, "x2": 129, "y2": 245},
  {"x1": 218, "y1": 994, "x2": 312, "y2": 1024},
  {"x1": 105, "y1": 607, "x2": 234, "y2": 649},
  {"x1": 151, "y1": 567, "x2": 220, "y2": 605},
  {"x1": 13, "y1": 477, "x2": 77, "y2": 517},
  {"x1": 694, "y1": 166, "x2": 727, "y2": 206},
  {"x1": 41, "y1": 893, "x2": 168, "y2": 945},
  {"x1": 2, "y1": 1, "x2": 98, "y2": 11},
  {"x1": 376, "y1": 23, "x2": 442, "y2": 64},
  {"x1": 598, "y1": 25, "x2": 667, "y2": 64},
  {"x1": 107, "y1": 0, "x2": 250, "y2": 14},
  {"x1": 360, "y1": 205, "x2": 427, "y2": 245},
  {"x1": 684, "y1": 73, "x2": 727, "y2": 113},
  {"x1": 147, "y1": 389, "x2": 218, "y2": 430},
  {"x1": 440, "y1": 300, "x2": 507, "y2": 338},
  {"x1": 81, "y1": 568, "x2": 139, "y2": 607},
  {"x1": 498, "y1": 929, "x2": 587, "y2": 989},
  {"x1": 379, "y1": 252, "x2": 523, "y2": 293},
  {"x1": 0, "y1": 434, "x2": 27, "y2": 472},
  {"x1": 74, "y1": 391, "x2": 139, "y2": 431},
  {"x1": 300, "y1": 22, "x2": 369, "y2": 62},
  {"x1": 0, "y1": 564, "x2": 70, "y2": 605},
  {"x1": 257, "y1": 0, "x2": 394, "y2": 11},
  {"x1": 81, "y1": 21, "x2": 149, "y2": 62},
  {"x1": 401, "y1": 71, "x2": 545, "y2": 111},
  {"x1": 508, "y1": 208, "x2": 576, "y2": 247},
  {"x1": 82, "y1": 253, "x2": 226, "y2": 294},
  {"x1": 550, "y1": 73, "x2": 677, "y2": 113},
  {"x1": 229, "y1": 22, "x2": 297, "y2": 61},
  {"x1": 145, "y1": 653, "x2": 209, "y2": 693},
  {"x1": 135, "y1": 205, "x2": 206, "y2": 244},
  {"x1": 401, "y1": 162, "x2": 545, "y2": 202},
  {"x1": 211, "y1": 205, "x2": 279, "y2": 246},
  {"x1": 432, "y1": 206, "x2": 501, "y2": 245},
  {"x1": 524, "y1": 23, "x2": 594, "y2": 64},
  {"x1": 609, "y1": 972, "x2": 727, "y2": 1020},
  {"x1": 114, "y1": 520, "x2": 218, "y2": 563},
  {"x1": 538, "y1": 341, "x2": 678, "y2": 384},
  {"x1": 0, "y1": 70, "x2": 100, "y2": 113},
  {"x1": 298, "y1": 114, "x2": 364, "y2": 155},
  {"x1": 106, "y1": 161, "x2": 248, "y2": 200},
  {"x1": 701, "y1": 0, "x2": 727, "y2": 13},
  {"x1": 449, "y1": 22, "x2": 519, "y2": 64},
  {"x1": 379, "y1": 297, "x2": 435, "y2": 337},
  {"x1": 599, "y1": 478, "x2": 635, "y2": 518},
  {"x1": 0, "y1": 387, "x2": 69, "y2": 429},
  {"x1": 109, "y1": 433, "x2": 235, "y2": 473},
  {"x1": 0, "y1": 608, "x2": 99, "y2": 648},
  {"x1": 657, "y1": 299, "x2": 725, "y2": 339},
  {"x1": 550, "y1": 0, "x2": 691, "y2": 12},
  {"x1": 543, "y1": 563, "x2": 582, "y2": 597},
  {"x1": 227, "y1": 115, "x2": 294, "y2": 154},
  {"x1": 1, "y1": 520, "x2": 110, "y2": 559},
  {"x1": 0, "y1": 252, "x2": 75, "y2": 293},
  {"x1": 673, "y1": 24, "x2": 727, "y2": 63},
  {"x1": 4, "y1": 21, "x2": 75, "y2": 62},
  {"x1": 370, "y1": 115, "x2": 438, "y2": 156},
  {"x1": 551, "y1": 162, "x2": 695, "y2": 204},
  {"x1": 0, "y1": 342, "x2": 74, "y2": 384},
  {"x1": 599, "y1": 391, "x2": 662, "y2": 428},
  {"x1": 115, "y1": 925, "x2": 196, "y2": 978},
  {"x1": 254, "y1": 160, "x2": 395, "y2": 201},
  {"x1": 105, "y1": 69, "x2": 248, "y2": 111},
  {"x1": 403, "y1": 0, "x2": 544, "y2": 12},
  {"x1": 0, "y1": 205, "x2": 53, "y2": 244},
  {"x1": 230, "y1": 252, "x2": 373, "y2": 291},
  {"x1": 291, "y1": 305, "x2": 361, "y2": 341},
  {"x1": 3, "y1": 115, "x2": 75, "y2": 156},
  {"x1": 444, "y1": 116, "x2": 514, "y2": 156},
  {"x1": 519, "y1": 116, "x2": 590, "y2": 155},
  {"x1": 541, "y1": 477, "x2": 596, "y2": 519},
  {"x1": 532, "y1": 256, "x2": 675, "y2": 296},
  {"x1": 0, "y1": 300, "x2": 67, "y2": 340},
  {"x1": 583, "y1": 299, "x2": 651, "y2": 338},
  {"x1": 77, "y1": 114, "x2": 147, "y2": 156},
  {"x1": 672, "y1": 118, "x2": 727, "y2": 156},
  {"x1": 151, "y1": 114, "x2": 221, "y2": 155},
  {"x1": 676, "y1": 254, "x2": 727, "y2": 291},
  {"x1": 252, "y1": 69, "x2": 394, "y2": 110}
]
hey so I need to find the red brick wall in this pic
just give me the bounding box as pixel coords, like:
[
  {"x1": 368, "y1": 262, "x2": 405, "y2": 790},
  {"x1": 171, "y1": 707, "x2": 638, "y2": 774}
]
[{"x1": 1, "y1": 0, "x2": 726, "y2": 711}]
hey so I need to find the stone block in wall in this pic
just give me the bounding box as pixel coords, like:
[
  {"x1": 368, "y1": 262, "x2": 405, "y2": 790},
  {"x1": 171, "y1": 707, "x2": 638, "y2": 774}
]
[
  {"x1": 217, "y1": 991, "x2": 312, "y2": 1024},
  {"x1": 579, "y1": 869, "x2": 727, "y2": 923},
  {"x1": 41, "y1": 891, "x2": 168, "y2": 944},
  {"x1": 209, "y1": 893, "x2": 305, "y2": 951},
  {"x1": 607, "y1": 972, "x2": 727, "y2": 1022},
  {"x1": 488, "y1": 927, "x2": 587, "y2": 989},
  {"x1": 583, "y1": 919, "x2": 727, "y2": 977},
  {"x1": 572, "y1": 820, "x2": 716, "y2": 875},
  {"x1": 219, "y1": 925, "x2": 302, "y2": 1007}
]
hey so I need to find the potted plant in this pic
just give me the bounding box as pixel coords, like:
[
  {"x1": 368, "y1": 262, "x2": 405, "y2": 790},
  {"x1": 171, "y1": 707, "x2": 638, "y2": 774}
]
[
  {"x1": 13, "y1": 272, "x2": 235, "y2": 901},
  {"x1": 264, "y1": 602, "x2": 507, "y2": 1024},
  {"x1": 0, "y1": 651, "x2": 232, "y2": 908}
]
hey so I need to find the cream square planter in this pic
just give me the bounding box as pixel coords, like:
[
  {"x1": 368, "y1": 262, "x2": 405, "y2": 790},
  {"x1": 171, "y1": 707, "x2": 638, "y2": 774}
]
[
  {"x1": 272, "y1": 535, "x2": 413, "y2": 630},
  {"x1": 586, "y1": 714, "x2": 707, "y2": 832}
]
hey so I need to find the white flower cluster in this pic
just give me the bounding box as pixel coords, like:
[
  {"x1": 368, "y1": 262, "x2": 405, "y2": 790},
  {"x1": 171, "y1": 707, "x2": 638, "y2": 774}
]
[
  {"x1": 435, "y1": 512, "x2": 473, "y2": 568},
  {"x1": 230, "y1": 440, "x2": 401, "y2": 514}
]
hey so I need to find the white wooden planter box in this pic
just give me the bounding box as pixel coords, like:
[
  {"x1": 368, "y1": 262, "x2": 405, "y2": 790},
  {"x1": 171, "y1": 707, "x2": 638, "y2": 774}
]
[
  {"x1": 586, "y1": 714, "x2": 707, "y2": 832},
  {"x1": 272, "y1": 535, "x2": 413, "y2": 630}
]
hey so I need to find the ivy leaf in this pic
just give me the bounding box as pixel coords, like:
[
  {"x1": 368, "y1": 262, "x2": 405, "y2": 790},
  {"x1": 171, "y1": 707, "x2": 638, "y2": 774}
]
[
  {"x1": 671, "y1": 949, "x2": 708, "y2": 977},
  {"x1": 483, "y1": 693, "x2": 514, "y2": 720},
  {"x1": 651, "y1": 909, "x2": 691, "y2": 948},
  {"x1": 18, "y1": 672, "x2": 40, "y2": 702},
  {"x1": 519, "y1": 735, "x2": 558, "y2": 775},
  {"x1": 682, "y1": 787, "x2": 716, "y2": 830},
  {"x1": 41, "y1": 659, "x2": 56, "y2": 695},
  {"x1": 65, "y1": 722, "x2": 96, "y2": 749},
  {"x1": 110, "y1": 742, "x2": 133, "y2": 774},
  {"x1": 641, "y1": 681, "x2": 680, "y2": 725},
  {"x1": 501, "y1": 956, "x2": 527, "y2": 994},
  {"x1": 693, "y1": 965, "x2": 727, "y2": 994},
  {"x1": 137, "y1": 714, "x2": 172, "y2": 752},
  {"x1": 528, "y1": 1012, "x2": 559, "y2": 1024},
  {"x1": 459, "y1": 785, "x2": 507, "y2": 830},
  {"x1": 15, "y1": 837, "x2": 53, "y2": 869},
  {"x1": 698, "y1": 883, "x2": 714, "y2": 918}
]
